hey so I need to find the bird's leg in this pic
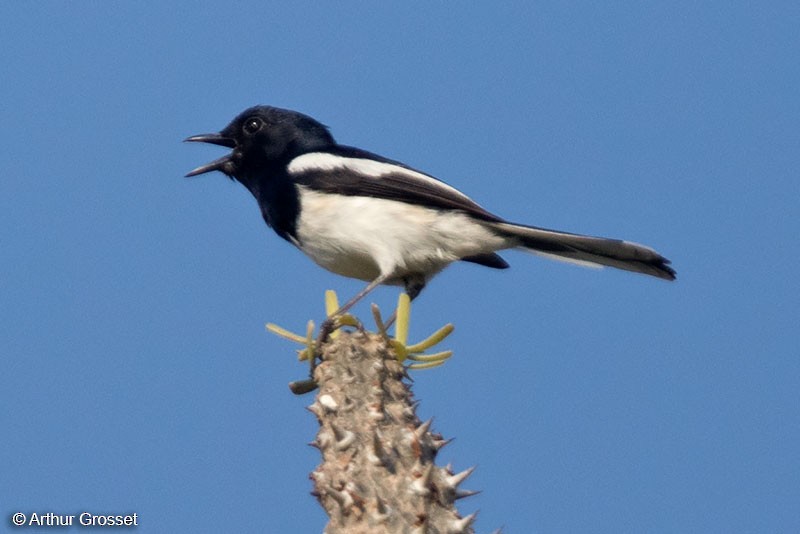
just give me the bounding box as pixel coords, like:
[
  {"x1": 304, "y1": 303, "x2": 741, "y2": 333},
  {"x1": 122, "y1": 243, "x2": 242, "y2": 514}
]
[
  {"x1": 383, "y1": 276, "x2": 426, "y2": 329},
  {"x1": 311, "y1": 274, "x2": 391, "y2": 369}
]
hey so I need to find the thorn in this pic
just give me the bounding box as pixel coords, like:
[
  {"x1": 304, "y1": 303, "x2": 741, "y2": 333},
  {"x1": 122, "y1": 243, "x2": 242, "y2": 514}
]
[
  {"x1": 454, "y1": 488, "x2": 481, "y2": 500},
  {"x1": 446, "y1": 466, "x2": 476, "y2": 490},
  {"x1": 330, "y1": 423, "x2": 355, "y2": 451},
  {"x1": 306, "y1": 403, "x2": 322, "y2": 418},
  {"x1": 327, "y1": 486, "x2": 354, "y2": 511},
  {"x1": 329, "y1": 422, "x2": 345, "y2": 440},
  {"x1": 433, "y1": 436, "x2": 454, "y2": 451},
  {"x1": 400, "y1": 404, "x2": 416, "y2": 420},
  {"x1": 415, "y1": 417, "x2": 433, "y2": 439},
  {"x1": 336, "y1": 432, "x2": 355, "y2": 450},
  {"x1": 369, "y1": 432, "x2": 386, "y2": 465},
  {"x1": 409, "y1": 428, "x2": 423, "y2": 459},
  {"x1": 318, "y1": 394, "x2": 338, "y2": 412},
  {"x1": 448, "y1": 511, "x2": 478, "y2": 533},
  {"x1": 367, "y1": 403, "x2": 385, "y2": 421},
  {"x1": 372, "y1": 303, "x2": 389, "y2": 339},
  {"x1": 410, "y1": 463, "x2": 433, "y2": 496},
  {"x1": 316, "y1": 430, "x2": 333, "y2": 449},
  {"x1": 310, "y1": 468, "x2": 325, "y2": 485}
]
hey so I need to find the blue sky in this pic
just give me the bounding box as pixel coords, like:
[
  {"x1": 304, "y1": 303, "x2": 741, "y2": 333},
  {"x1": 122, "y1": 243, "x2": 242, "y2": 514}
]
[{"x1": 2, "y1": 2, "x2": 798, "y2": 532}]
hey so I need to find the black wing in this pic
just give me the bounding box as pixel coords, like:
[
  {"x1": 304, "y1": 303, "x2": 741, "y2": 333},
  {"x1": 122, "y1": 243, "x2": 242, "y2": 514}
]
[{"x1": 286, "y1": 146, "x2": 504, "y2": 223}]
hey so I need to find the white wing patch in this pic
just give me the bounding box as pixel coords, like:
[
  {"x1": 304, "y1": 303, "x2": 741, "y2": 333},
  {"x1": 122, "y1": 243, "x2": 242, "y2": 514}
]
[{"x1": 287, "y1": 152, "x2": 476, "y2": 204}]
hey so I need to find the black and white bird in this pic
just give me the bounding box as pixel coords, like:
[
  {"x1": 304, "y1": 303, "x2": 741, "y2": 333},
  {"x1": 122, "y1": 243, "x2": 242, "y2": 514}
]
[{"x1": 186, "y1": 105, "x2": 675, "y2": 314}]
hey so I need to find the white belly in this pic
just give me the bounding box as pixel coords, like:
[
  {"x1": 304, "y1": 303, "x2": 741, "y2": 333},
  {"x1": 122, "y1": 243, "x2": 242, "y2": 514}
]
[{"x1": 294, "y1": 187, "x2": 510, "y2": 283}]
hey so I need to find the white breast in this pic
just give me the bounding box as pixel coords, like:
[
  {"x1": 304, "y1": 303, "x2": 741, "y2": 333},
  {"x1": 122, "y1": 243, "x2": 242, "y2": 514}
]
[{"x1": 294, "y1": 187, "x2": 510, "y2": 283}]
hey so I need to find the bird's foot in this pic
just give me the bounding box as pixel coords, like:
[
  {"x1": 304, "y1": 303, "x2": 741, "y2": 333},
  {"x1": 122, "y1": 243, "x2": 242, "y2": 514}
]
[{"x1": 267, "y1": 290, "x2": 454, "y2": 395}]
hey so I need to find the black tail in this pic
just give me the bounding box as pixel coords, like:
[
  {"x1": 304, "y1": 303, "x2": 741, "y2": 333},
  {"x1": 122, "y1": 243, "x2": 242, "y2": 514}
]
[{"x1": 492, "y1": 222, "x2": 676, "y2": 281}]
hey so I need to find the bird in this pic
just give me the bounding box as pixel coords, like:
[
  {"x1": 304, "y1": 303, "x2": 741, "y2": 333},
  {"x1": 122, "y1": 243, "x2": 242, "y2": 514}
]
[{"x1": 185, "y1": 105, "x2": 675, "y2": 319}]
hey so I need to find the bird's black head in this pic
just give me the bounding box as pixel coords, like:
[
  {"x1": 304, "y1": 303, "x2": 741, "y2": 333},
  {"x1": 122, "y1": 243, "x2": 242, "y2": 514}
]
[{"x1": 185, "y1": 105, "x2": 335, "y2": 178}]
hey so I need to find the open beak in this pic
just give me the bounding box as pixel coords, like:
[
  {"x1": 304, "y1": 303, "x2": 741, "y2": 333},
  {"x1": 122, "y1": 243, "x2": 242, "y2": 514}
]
[{"x1": 184, "y1": 133, "x2": 236, "y2": 177}]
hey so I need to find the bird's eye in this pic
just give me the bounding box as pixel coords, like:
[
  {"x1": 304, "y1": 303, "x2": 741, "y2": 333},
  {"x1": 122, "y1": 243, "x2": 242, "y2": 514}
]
[{"x1": 243, "y1": 117, "x2": 263, "y2": 135}]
